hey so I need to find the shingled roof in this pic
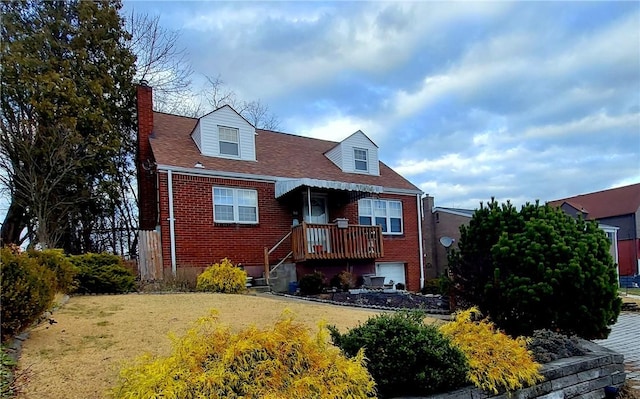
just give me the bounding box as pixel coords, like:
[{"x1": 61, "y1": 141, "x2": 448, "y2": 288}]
[
  {"x1": 150, "y1": 111, "x2": 420, "y2": 192},
  {"x1": 548, "y1": 183, "x2": 640, "y2": 219}
]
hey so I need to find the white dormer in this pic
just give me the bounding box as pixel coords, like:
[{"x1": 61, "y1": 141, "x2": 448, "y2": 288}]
[
  {"x1": 325, "y1": 130, "x2": 380, "y2": 176},
  {"x1": 191, "y1": 105, "x2": 256, "y2": 161}
]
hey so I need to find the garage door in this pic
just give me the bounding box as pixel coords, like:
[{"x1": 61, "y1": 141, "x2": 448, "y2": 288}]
[{"x1": 376, "y1": 263, "x2": 405, "y2": 286}]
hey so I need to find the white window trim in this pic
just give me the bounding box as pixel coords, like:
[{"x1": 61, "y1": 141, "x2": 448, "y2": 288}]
[
  {"x1": 353, "y1": 147, "x2": 369, "y2": 173},
  {"x1": 358, "y1": 198, "x2": 403, "y2": 235},
  {"x1": 218, "y1": 125, "x2": 240, "y2": 158},
  {"x1": 212, "y1": 187, "x2": 258, "y2": 224}
]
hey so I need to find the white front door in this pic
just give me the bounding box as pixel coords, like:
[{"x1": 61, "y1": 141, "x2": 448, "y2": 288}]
[
  {"x1": 303, "y1": 194, "x2": 328, "y2": 224},
  {"x1": 303, "y1": 193, "x2": 329, "y2": 253}
]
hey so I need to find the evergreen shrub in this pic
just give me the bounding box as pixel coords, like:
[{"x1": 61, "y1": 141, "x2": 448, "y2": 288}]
[
  {"x1": 196, "y1": 258, "x2": 247, "y2": 294},
  {"x1": 70, "y1": 252, "x2": 135, "y2": 294},
  {"x1": 448, "y1": 199, "x2": 621, "y2": 339},
  {"x1": 329, "y1": 311, "x2": 468, "y2": 398},
  {"x1": 110, "y1": 310, "x2": 376, "y2": 399},
  {"x1": 1, "y1": 248, "x2": 56, "y2": 341},
  {"x1": 440, "y1": 307, "x2": 543, "y2": 394},
  {"x1": 298, "y1": 271, "x2": 325, "y2": 295},
  {"x1": 27, "y1": 248, "x2": 78, "y2": 293}
]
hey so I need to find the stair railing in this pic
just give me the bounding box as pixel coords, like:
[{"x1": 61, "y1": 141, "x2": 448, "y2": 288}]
[{"x1": 264, "y1": 231, "x2": 292, "y2": 285}]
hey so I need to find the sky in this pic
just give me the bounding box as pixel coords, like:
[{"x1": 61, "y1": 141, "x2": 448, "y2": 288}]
[{"x1": 122, "y1": 1, "x2": 640, "y2": 210}]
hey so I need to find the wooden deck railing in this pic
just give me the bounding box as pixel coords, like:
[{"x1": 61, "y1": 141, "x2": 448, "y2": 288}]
[{"x1": 291, "y1": 222, "x2": 383, "y2": 261}]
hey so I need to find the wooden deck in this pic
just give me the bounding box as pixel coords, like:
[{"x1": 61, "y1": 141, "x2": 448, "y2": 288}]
[{"x1": 291, "y1": 222, "x2": 383, "y2": 261}]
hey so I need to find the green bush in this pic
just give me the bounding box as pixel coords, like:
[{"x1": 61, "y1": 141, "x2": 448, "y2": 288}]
[
  {"x1": 1, "y1": 248, "x2": 56, "y2": 341},
  {"x1": 196, "y1": 258, "x2": 247, "y2": 294},
  {"x1": 448, "y1": 199, "x2": 621, "y2": 339},
  {"x1": 70, "y1": 252, "x2": 135, "y2": 294},
  {"x1": 421, "y1": 275, "x2": 451, "y2": 295},
  {"x1": 298, "y1": 271, "x2": 325, "y2": 295},
  {"x1": 329, "y1": 311, "x2": 469, "y2": 398},
  {"x1": 330, "y1": 270, "x2": 355, "y2": 291},
  {"x1": 27, "y1": 249, "x2": 78, "y2": 293},
  {"x1": 1, "y1": 345, "x2": 17, "y2": 398}
]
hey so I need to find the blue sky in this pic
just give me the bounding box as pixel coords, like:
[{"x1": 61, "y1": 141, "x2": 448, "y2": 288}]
[{"x1": 123, "y1": 1, "x2": 639, "y2": 209}]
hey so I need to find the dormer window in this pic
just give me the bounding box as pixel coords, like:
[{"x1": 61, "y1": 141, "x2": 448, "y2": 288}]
[
  {"x1": 219, "y1": 126, "x2": 239, "y2": 156},
  {"x1": 354, "y1": 148, "x2": 368, "y2": 172}
]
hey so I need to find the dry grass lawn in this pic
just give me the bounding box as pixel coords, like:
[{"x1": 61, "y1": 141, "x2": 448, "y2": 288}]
[{"x1": 15, "y1": 293, "x2": 438, "y2": 399}]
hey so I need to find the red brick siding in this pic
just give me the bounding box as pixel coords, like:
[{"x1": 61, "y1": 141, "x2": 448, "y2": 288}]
[
  {"x1": 376, "y1": 193, "x2": 422, "y2": 291},
  {"x1": 158, "y1": 173, "x2": 293, "y2": 273},
  {"x1": 136, "y1": 84, "x2": 158, "y2": 230},
  {"x1": 157, "y1": 174, "x2": 423, "y2": 290}
]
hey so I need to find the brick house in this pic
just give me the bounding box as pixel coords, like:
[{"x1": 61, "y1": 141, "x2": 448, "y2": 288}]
[
  {"x1": 421, "y1": 195, "x2": 474, "y2": 280},
  {"x1": 549, "y1": 183, "x2": 640, "y2": 286},
  {"x1": 136, "y1": 84, "x2": 426, "y2": 291}
]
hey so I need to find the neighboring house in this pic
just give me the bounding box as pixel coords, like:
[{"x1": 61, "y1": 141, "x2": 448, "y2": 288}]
[
  {"x1": 136, "y1": 84, "x2": 425, "y2": 291},
  {"x1": 421, "y1": 195, "x2": 474, "y2": 279},
  {"x1": 548, "y1": 183, "x2": 640, "y2": 286}
]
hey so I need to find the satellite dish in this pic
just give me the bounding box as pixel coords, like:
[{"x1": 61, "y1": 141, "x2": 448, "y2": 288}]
[{"x1": 439, "y1": 236, "x2": 454, "y2": 248}]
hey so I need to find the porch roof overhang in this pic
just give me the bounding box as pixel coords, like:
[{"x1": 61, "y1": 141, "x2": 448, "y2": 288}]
[{"x1": 275, "y1": 178, "x2": 384, "y2": 199}]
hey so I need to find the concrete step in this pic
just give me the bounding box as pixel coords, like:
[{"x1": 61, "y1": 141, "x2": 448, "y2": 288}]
[
  {"x1": 248, "y1": 285, "x2": 271, "y2": 294},
  {"x1": 253, "y1": 277, "x2": 278, "y2": 287}
]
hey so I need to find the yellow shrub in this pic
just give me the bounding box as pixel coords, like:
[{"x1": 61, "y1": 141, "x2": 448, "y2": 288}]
[
  {"x1": 439, "y1": 307, "x2": 543, "y2": 394},
  {"x1": 110, "y1": 310, "x2": 376, "y2": 399},
  {"x1": 196, "y1": 258, "x2": 247, "y2": 294}
]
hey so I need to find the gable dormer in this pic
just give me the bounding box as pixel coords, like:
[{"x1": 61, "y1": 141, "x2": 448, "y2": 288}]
[
  {"x1": 191, "y1": 105, "x2": 256, "y2": 161},
  {"x1": 325, "y1": 130, "x2": 380, "y2": 176}
]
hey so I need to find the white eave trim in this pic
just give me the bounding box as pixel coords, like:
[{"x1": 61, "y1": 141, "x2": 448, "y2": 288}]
[
  {"x1": 156, "y1": 164, "x2": 422, "y2": 197},
  {"x1": 433, "y1": 207, "x2": 475, "y2": 218}
]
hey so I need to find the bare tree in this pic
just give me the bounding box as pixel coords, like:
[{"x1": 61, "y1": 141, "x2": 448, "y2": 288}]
[
  {"x1": 201, "y1": 75, "x2": 281, "y2": 130},
  {"x1": 125, "y1": 11, "x2": 194, "y2": 113}
]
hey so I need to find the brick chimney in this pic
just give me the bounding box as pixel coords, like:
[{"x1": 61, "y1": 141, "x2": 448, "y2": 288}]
[{"x1": 136, "y1": 82, "x2": 158, "y2": 230}]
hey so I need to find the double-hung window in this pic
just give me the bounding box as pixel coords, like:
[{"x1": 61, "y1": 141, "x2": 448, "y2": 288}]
[
  {"x1": 354, "y1": 148, "x2": 368, "y2": 172},
  {"x1": 213, "y1": 187, "x2": 258, "y2": 223},
  {"x1": 219, "y1": 126, "x2": 239, "y2": 156},
  {"x1": 358, "y1": 199, "x2": 403, "y2": 234}
]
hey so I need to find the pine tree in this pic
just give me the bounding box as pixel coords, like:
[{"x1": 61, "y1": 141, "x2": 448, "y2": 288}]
[
  {"x1": 449, "y1": 199, "x2": 621, "y2": 339},
  {"x1": 0, "y1": 0, "x2": 136, "y2": 251}
]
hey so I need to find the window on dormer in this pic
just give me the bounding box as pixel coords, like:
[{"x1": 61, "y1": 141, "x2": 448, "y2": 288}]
[
  {"x1": 354, "y1": 148, "x2": 368, "y2": 172},
  {"x1": 219, "y1": 126, "x2": 239, "y2": 156}
]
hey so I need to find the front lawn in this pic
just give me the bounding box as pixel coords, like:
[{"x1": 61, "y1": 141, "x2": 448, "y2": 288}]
[{"x1": 14, "y1": 293, "x2": 407, "y2": 399}]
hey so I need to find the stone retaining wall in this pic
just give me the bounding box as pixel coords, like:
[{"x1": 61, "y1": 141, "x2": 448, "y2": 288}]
[{"x1": 399, "y1": 341, "x2": 625, "y2": 399}]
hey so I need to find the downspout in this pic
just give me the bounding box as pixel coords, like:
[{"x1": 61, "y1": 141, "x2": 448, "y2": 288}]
[
  {"x1": 168, "y1": 170, "x2": 177, "y2": 276},
  {"x1": 417, "y1": 194, "x2": 425, "y2": 290},
  {"x1": 307, "y1": 186, "x2": 312, "y2": 221}
]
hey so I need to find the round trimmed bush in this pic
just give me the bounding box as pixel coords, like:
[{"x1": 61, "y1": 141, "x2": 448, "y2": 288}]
[
  {"x1": 196, "y1": 258, "x2": 247, "y2": 294},
  {"x1": 27, "y1": 248, "x2": 78, "y2": 293},
  {"x1": 449, "y1": 200, "x2": 621, "y2": 339},
  {"x1": 70, "y1": 252, "x2": 135, "y2": 294},
  {"x1": 298, "y1": 271, "x2": 325, "y2": 295},
  {"x1": 1, "y1": 248, "x2": 56, "y2": 341},
  {"x1": 329, "y1": 311, "x2": 469, "y2": 398}
]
